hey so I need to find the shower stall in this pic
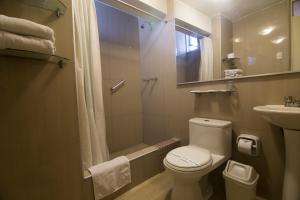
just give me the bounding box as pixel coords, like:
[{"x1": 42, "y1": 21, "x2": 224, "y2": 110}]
[{"x1": 88, "y1": 1, "x2": 180, "y2": 193}]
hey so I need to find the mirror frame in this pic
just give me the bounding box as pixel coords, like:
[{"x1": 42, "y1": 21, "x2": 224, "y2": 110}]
[{"x1": 177, "y1": 70, "x2": 300, "y2": 86}]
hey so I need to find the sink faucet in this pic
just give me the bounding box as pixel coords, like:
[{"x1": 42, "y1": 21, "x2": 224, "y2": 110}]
[{"x1": 284, "y1": 96, "x2": 300, "y2": 107}]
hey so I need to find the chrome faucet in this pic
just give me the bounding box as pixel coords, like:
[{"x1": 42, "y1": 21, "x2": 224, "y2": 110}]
[{"x1": 284, "y1": 96, "x2": 300, "y2": 107}]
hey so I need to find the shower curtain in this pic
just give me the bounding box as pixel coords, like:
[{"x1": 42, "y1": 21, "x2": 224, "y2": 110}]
[
  {"x1": 73, "y1": 0, "x2": 109, "y2": 172},
  {"x1": 199, "y1": 37, "x2": 213, "y2": 81}
]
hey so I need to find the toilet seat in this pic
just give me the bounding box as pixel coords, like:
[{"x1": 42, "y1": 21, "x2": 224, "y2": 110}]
[{"x1": 165, "y1": 145, "x2": 213, "y2": 172}]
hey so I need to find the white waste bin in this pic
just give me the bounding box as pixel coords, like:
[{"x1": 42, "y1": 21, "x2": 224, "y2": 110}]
[{"x1": 223, "y1": 160, "x2": 259, "y2": 200}]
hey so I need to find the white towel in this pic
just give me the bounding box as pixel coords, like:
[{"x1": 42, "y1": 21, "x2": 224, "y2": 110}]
[
  {"x1": 224, "y1": 69, "x2": 243, "y2": 78},
  {"x1": 88, "y1": 156, "x2": 131, "y2": 200},
  {"x1": 0, "y1": 15, "x2": 55, "y2": 42},
  {"x1": 225, "y1": 74, "x2": 243, "y2": 79},
  {"x1": 224, "y1": 69, "x2": 244, "y2": 75},
  {"x1": 0, "y1": 30, "x2": 55, "y2": 55}
]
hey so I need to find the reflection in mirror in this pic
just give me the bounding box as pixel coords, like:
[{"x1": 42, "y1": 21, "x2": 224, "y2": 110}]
[
  {"x1": 177, "y1": 0, "x2": 295, "y2": 84},
  {"x1": 232, "y1": 1, "x2": 290, "y2": 76},
  {"x1": 176, "y1": 26, "x2": 213, "y2": 83},
  {"x1": 291, "y1": 0, "x2": 300, "y2": 71}
]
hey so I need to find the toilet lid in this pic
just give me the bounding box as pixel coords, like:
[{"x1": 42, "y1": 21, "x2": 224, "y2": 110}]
[{"x1": 165, "y1": 146, "x2": 212, "y2": 171}]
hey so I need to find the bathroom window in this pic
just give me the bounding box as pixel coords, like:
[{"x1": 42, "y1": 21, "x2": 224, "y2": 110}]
[
  {"x1": 176, "y1": 30, "x2": 200, "y2": 55},
  {"x1": 176, "y1": 26, "x2": 202, "y2": 83}
]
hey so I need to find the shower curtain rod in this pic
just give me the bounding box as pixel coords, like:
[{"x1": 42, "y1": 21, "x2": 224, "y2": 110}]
[{"x1": 95, "y1": 0, "x2": 165, "y2": 21}]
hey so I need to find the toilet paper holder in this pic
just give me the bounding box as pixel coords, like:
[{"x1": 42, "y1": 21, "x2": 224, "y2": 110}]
[{"x1": 236, "y1": 134, "x2": 261, "y2": 156}]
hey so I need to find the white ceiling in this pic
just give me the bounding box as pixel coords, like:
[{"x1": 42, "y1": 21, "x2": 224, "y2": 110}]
[{"x1": 180, "y1": 0, "x2": 284, "y2": 21}]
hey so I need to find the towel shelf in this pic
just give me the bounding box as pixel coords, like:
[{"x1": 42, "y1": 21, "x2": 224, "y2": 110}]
[
  {"x1": 17, "y1": 0, "x2": 67, "y2": 17},
  {"x1": 0, "y1": 49, "x2": 70, "y2": 68},
  {"x1": 190, "y1": 89, "x2": 235, "y2": 95}
]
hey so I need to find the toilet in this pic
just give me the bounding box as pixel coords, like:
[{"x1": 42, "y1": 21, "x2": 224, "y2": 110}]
[{"x1": 164, "y1": 118, "x2": 232, "y2": 200}]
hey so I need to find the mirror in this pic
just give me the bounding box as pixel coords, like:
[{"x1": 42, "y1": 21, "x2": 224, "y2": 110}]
[{"x1": 176, "y1": 0, "x2": 299, "y2": 84}]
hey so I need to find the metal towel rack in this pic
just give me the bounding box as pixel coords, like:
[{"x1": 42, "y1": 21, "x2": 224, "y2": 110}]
[
  {"x1": 111, "y1": 80, "x2": 126, "y2": 94},
  {"x1": 143, "y1": 77, "x2": 158, "y2": 82}
]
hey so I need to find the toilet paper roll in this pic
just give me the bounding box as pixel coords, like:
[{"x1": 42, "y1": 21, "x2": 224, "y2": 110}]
[{"x1": 238, "y1": 139, "x2": 253, "y2": 155}]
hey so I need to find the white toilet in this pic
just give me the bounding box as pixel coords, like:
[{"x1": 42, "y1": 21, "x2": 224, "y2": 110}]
[{"x1": 164, "y1": 118, "x2": 232, "y2": 200}]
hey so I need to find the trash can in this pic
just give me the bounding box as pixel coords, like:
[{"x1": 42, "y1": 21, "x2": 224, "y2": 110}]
[{"x1": 223, "y1": 160, "x2": 259, "y2": 200}]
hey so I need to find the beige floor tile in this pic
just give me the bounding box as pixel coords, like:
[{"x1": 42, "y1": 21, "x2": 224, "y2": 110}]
[
  {"x1": 116, "y1": 171, "x2": 172, "y2": 200},
  {"x1": 116, "y1": 171, "x2": 227, "y2": 200}
]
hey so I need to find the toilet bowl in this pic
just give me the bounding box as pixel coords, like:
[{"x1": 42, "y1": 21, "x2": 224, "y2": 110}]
[{"x1": 164, "y1": 118, "x2": 232, "y2": 200}]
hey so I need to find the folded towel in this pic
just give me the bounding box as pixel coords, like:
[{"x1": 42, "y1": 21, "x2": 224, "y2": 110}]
[
  {"x1": 0, "y1": 30, "x2": 55, "y2": 55},
  {"x1": 225, "y1": 74, "x2": 243, "y2": 79},
  {"x1": 0, "y1": 15, "x2": 55, "y2": 42},
  {"x1": 224, "y1": 69, "x2": 243, "y2": 79},
  {"x1": 88, "y1": 156, "x2": 131, "y2": 200},
  {"x1": 224, "y1": 69, "x2": 244, "y2": 74}
]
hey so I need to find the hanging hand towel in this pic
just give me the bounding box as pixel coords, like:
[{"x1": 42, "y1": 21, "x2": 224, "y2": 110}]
[
  {"x1": 0, "y1": 30, "x2": 55, "y2": 55},
  {"x1": 0, "y1": 15, "x2": 55, "y2": 42},
  {"x1": 88, "y1": 156, "x2": 131, "y2": 200}
]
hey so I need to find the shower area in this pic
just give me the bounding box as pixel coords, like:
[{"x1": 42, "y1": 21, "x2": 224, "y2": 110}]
[{"x1": 94, "y1": 0, "x2": 179, "y2": 176}]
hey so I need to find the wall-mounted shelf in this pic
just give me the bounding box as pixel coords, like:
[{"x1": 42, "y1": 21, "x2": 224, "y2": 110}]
[
  {"x1": 17, "y1": 0, "x2": 67, "y2": 17},
  {"x1": 190, "y1": 89, "x2": 235, "y2": 95},
  {"x1": 0, "y1": 49, "x2": 70, "y2": 68},
  {"x1": 190, "y1": 81, "x2": 237, "y2": 95}
]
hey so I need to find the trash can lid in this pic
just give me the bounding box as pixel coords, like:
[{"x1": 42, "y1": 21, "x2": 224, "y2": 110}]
[{"x1": 223, "y1": 160, "x2": 259, "y2": 186}]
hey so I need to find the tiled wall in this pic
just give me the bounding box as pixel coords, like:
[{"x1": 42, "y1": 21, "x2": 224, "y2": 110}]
[
  {"x1": 212, "y1": 15, "x2": 233, "y2": 79},
  {"x1": 151, "y1": 60, "x2": 300, "y2": 199},
  {"x1": 0, "y1": 0, "x2": 84, "y2": 199},
  {"x1": 139, "y1": 18, "x2": 177, "y2": 145},
  {"x1": 139, "y1": 2, "x2": 300, "y2": 198},
  {"x1": 149, "y1": 41, "x2": 300, "y2": 198},
  {"x1": 220, "y1": 16, "x2": 233, "y2": 76},
  {"x1": 96, "y1": 2, "x2": 144, "y2": 153}
]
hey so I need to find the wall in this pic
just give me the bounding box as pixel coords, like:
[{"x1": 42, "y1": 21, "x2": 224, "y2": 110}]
[
  {"x1": 98, "y1": 0, "x2": 166, "y2": 21},
  {"x1": 139, "y1": 0, "x2": 167, "y2": 14},
  {"x1": 291, "y1": 1, "x2": 300, "y2": 71},
  {"x1": 220, "y1": 16, "x2": 233, "y2": 77},
  {"x1": 212, "y1": 16, "x2": 222, "y2": 79},
  {"x1": 233, "y1": 1, "x2": 290, "y2": 76},
  {"x1": 140, "y1": 1, "x2": 300, "y2": 199},
  {"x1": 168, "y1": 74, "x2": 300, "y2": 200},
  {"x1": 0, "y1": 0, "x2": 84, "y2": 200},
  {"x1": 150, "y1": 47, "x2": 300, "y2": 199},
  {"x1": 139, "y1": 15, "x2": 177, "y2": 145},
  {"x1": 174, "y1": 0, "x2": 212, "y2": 33},
  {"x1": 96, "y1": 2, "x2": 144, "y2": 153},
  {"x1": 212, "y1": 15, "x2": 233, "y2": 79}
]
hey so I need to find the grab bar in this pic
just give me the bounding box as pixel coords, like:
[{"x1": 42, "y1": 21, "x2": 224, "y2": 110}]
[{"x1": 111, "y1": 80, "x2": 126, "y2": 94}]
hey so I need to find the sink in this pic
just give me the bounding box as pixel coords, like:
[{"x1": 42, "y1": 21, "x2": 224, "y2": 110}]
[
  {"x1": 253, "y1": 105, "x2": 300, "y2": 200},
  {"x1": 253, "y1": 105, "x2": 300, "y2": 130}
]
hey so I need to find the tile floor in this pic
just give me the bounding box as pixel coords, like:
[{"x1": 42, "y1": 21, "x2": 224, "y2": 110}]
[{"x1": 116, "y1": 171, "x2": 226, "y2": 200}]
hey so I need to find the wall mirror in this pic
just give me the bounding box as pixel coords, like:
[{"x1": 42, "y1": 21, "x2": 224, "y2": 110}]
[{"x1": 176, "y1": 0, "x2": 300, "y2": 84}]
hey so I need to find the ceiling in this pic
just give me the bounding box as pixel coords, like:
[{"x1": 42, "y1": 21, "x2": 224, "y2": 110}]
[{"x1": 180, "y1": 0, "x2": 284, "y2": 21}]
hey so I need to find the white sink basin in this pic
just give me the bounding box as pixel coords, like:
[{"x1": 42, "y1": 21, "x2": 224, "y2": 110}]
[
  {"x1": 253, "y1": 105, "x2": 300, "y2": 130},
  {"x1": 253, "y1": 104, "x2": 300, "y2": 200}
]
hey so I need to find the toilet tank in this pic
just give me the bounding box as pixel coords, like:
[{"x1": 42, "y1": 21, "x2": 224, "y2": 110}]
[{"x1": 189, "y1": 118, "x2": 232, "y2": 158}]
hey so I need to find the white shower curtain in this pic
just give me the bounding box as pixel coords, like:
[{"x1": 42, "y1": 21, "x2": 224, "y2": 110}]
[
  {"x1": 72, "y1": 0, "x2": 109, "y2": 172},
  {"x1": 199, "y1": 37, "x2": 213, "y2": 81}
]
